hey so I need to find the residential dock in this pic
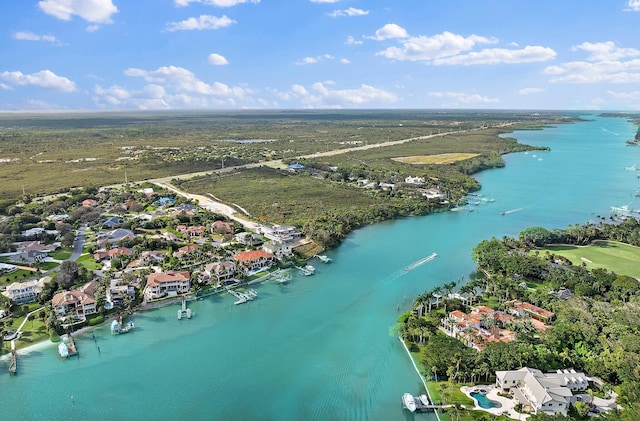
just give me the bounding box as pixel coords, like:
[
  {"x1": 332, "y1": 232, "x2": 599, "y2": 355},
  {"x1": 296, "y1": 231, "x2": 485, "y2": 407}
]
[{"x1": 9, "y1": 340, "x2": 17, "y2": 375}]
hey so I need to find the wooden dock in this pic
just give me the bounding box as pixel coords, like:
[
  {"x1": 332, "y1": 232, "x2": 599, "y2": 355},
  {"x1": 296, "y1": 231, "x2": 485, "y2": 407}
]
[
  {"x1": 9, "y1": 340, "x2": 17, "y2": 375},
  {"x1": 67, "y1": 334, "x2": 78, "y2": 356}
]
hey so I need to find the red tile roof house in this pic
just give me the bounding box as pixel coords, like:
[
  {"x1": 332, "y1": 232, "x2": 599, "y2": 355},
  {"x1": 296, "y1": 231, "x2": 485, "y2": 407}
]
[
  {"x1": 505, "y1": 300, "x2": 555, "y2": 322},
  {"x1": 235, "y1": 250, "x2": 275, "y2": 273},
  {"x1": 52, "y1": 281, "x2": 99, "y2": 320},
  {"x1": 211, "y1": 221, "x2": 234, "y2": 235},
  {"x1": 82, "y1": 199, "x2": 98, "y2": 207},
  {"x1": 173, "y1": 244, "x2": 201, "y2": 259},
  {"x1": 93, "y1": 247, "x2": 133, "y2": 261},
  {"x1": 176, "y1": 225, "x2": 207, "y2": 237},
  {"x1": 144, "y1": 270, "x2": 191, "y2": 300}
]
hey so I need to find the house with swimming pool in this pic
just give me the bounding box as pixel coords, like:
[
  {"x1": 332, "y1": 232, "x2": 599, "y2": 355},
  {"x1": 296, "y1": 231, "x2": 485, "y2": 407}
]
[{"x1": 495, "y1": 367, "x2": 590, "y2": 415}]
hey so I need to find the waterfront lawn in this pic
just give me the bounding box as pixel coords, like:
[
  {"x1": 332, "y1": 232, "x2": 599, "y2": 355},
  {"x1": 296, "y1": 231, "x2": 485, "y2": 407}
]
[
  {"x1": 540, "y1": 240, "x2": 640, "y2": 279},
  {"x1": 49, "y1": 247, "x2": 73, "y2": 260}
]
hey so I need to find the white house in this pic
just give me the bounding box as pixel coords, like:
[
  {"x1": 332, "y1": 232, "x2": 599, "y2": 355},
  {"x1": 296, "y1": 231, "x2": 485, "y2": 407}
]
[
  {"x1": 2, "y1": 278, "x2": 46, "y2": 304},
  {"x1": 405, "y1": 176, "x2": 426, "y2": 185},
  {"x1": 495, "y1": 367, "x2": 588, "y2": 415},
  {"x1": 262, "y1": 240, "x2": 292, "y2": 260}
]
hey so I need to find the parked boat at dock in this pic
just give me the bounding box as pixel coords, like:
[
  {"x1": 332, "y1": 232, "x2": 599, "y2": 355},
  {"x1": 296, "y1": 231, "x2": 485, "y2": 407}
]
[{"x1": 402, "y1": 393, "x2": 416, "y2": 412}]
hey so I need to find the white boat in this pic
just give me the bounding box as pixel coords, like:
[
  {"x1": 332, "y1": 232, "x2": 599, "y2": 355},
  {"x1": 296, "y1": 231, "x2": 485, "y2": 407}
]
[
  {"x1": 402, "y1": 393, "x2": 416, "y2": 412},
  {"x1": 316, "y1": 255, "x2": 332, "y2": 263},
  {"x1": 58, "y1": 342, "x2": 69, "y2": 358},
  {"x1": 418, "y1": 394, "x2": 430, "y2": 406},
  {"x1": 111, "y1": 319, "x2": 121, "y2": 334},
  {"x1": 304, "y1": 265, "x2": 315, "y2": 274}
]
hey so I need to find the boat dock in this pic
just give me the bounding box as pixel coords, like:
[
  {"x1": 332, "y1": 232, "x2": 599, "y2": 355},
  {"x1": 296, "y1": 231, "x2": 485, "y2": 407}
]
[
  {"x1": 178, "y1": 296, "x2": 193, "y2": 319},
  {"x1": 314, "y1": 254, "x2": 332, "y2": 263},
  {"x1": 402, "y1": 393, "x2": 452, "y2": 412},
  {"x1": 295, "y1": 265, "x2": 315, "y2": 276},
  {"x1": 226, "y1": 287, "x2": 258, "y2": 305},
  {"x1": 9, "y1": 340, "x2": 17, "y2": 375}
]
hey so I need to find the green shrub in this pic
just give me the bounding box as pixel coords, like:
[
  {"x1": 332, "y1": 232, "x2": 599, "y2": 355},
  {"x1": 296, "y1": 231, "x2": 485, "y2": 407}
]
[
  {"x1": 88, "y1": 315, "x2": 104, "y2": 326},
  {"x1": 50, "y1": 332, "x2": 60, "y2": 342}
]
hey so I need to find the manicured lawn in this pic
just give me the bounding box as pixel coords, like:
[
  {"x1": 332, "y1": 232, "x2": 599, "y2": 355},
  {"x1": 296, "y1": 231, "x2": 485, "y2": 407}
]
[
  {"x1": 76, "y1": 254, "x2": 101, "y2": 271},
  {"x1": 0, "y1": 269, "x2": 33, "y2": 287},
  {"x1": 39, "y1": 262, "x2": 59, "y2": 271},
  {"x1": 540, "y1": 240, "x2": 640, "y2": 279},
  {"x1": 49, "y1": 247, "x2": 73, "y2": 260}
]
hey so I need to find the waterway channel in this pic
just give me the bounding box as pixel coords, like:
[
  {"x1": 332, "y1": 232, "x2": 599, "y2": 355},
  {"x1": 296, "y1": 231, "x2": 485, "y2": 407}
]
[{"x1": 0, "y1": 114, "x2": 637, "y2": 421}]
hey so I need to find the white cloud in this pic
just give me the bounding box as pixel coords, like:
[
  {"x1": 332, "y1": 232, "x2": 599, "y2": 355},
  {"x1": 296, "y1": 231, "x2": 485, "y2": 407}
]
[
  {"x1": 274, "y1": 82, "x2": 397, "y2": 108},
  {"x1": 295, "y1": 54, "x2": 335, "y2": 65},
  {"x1": 13, "y1": 31, "x2": 61, "y2": 44},
  {"x1": 123, "y1": 65, "x2": 250, "y2": 97},
  {"x1": 369, "y1": 24, "x2": 408, "y2": 41},
  {"x1": 208, "y1": 53, "x2": 229, "y2": 65},
  {"x1": 518, "y1": 87, "x2": 545, "y2": 95},
  {"x1": 429, "y1": 91, "x2": 499, "y2": 106},
  {"x1": 328, "y1": 7, "x2": 368, "y2": 17},
  {"x1": 433, "y1": 45, "x2": 556, "y2": 65},
  {"x1": 625, "y1": 0, "x2": 640, "y2": 11},
  {"x1": 176, "y1": 0, "x2": 260, "y2": 6},
  {"x1": 0, "y1": 83, "x2": 11, "y2": 90},
  {"x1": 38, "y1": 0, "x2": 118, "y2": 24},
  {"x1": 340, "y1": 58, "x2": 351, "y2": 64},
  {"x1": 545, "y1": 41, "x2": 640, "y2": 84},
  {"x1": 0, "y1": 70, "x2": 76, "y2": 92},
  {"x1": 572, "y1": 41, "x2": 640, "y2": 61},
  {"x1": 377, "y1": 31, "x2": 497, "y2": 62},
  {"x1": 309, "y1": 0, "x2": 341, "y2": 3},
  {"x1": 345, "y1": 36, "x2": 363, "y2": 45},
  {"x1": 95, "y1": 66, "x2": 255, "y2": 109},
  {"x1": 166, "y1": 15, "x2": 236, "y2": 31},
  {"x1": 86, "y1": 25, "x2": 100, "y2": 32},
  {"x1": 607, "y1": 90, "x2": 640, "y2": 100}
]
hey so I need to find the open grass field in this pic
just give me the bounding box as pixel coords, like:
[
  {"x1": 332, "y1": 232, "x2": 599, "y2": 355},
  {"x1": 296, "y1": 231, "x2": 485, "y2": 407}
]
[
  {"x1": 392, "y1": 153, "x2": 481, "y2": 165},
  {"x1": 0, "y1": 110, "x2": 568, "y2": 199},
  {"x1": 540, "y1": 240, "x2": 640, "y2": 279}
]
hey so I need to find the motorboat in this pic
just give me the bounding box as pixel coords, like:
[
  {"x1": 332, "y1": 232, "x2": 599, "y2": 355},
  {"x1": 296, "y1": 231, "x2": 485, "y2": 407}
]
[
  {"x1": 402, "y1": 393, "x2": 416, "y2": 412},
  {"x1": 58, "y1": 342, "x2": 69, "y2": 358},
  {"x1": 418, "y1": 394, "x2": 429, "y2": 406}
]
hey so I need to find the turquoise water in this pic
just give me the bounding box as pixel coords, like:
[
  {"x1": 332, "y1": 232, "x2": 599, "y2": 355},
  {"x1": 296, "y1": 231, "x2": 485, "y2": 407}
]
[
  {"x1": 0, "y1": 116, "x2": 637, "y2": 421},
  {"x1": 470, "y1": 392, "x2": 501, "y2": 409}
]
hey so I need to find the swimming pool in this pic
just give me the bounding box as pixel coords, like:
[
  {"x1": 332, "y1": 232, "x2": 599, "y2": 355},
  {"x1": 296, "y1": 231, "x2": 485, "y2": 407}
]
[{"x1": 471, "y1": 392, "x2": 502, "y2": 409}]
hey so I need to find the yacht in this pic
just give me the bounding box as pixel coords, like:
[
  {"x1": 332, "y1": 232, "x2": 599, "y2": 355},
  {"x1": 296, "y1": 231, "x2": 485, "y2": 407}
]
[
  {"x1": 58, "y1": 342, "x2": 69, "y2": 358},
  {"x1": 402, "y1": 393, "x2": 416, "y2": 412}
]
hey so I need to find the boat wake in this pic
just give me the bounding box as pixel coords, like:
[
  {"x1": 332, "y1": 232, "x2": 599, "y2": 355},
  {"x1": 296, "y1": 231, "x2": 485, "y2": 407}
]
[
  {"x1": 403, "y1": 253, "x2": 437, "y2": 272},
  {"x1": 500, "y1": 207, "x2": 523, "y2": 215}
]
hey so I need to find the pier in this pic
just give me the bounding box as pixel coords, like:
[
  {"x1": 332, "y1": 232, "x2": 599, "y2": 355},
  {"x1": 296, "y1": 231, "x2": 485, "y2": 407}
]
[
  {"x1": 295, "y1": 265, "x2": 315, "y2": 276},
  {"x1": 226, "y1": 287, "x2": 258, "y2": 305},
  {"x1": 9, "y1": 340, "x2": 16, "y2": 375},
  {"x1": 177, "y1": 296, "x2": 193, "y2": 319}
]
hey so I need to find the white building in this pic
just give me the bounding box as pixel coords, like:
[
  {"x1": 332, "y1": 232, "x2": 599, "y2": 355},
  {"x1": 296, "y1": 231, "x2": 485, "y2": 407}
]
[
  {"x1": 2, "y1": 278, "x2": 47, "y2": 304},
  {"x1": 495, "y1": 367, "x2": 589, "y2": 415},
  {"x1": 52, "y1": 281, "x2": 99, "y2": 319}
]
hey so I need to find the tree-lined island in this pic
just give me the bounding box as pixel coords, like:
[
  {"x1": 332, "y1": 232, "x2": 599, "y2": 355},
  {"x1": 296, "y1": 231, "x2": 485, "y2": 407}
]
[{"x1": 1, "y1": 110, "x2": 639, "y2": 421}]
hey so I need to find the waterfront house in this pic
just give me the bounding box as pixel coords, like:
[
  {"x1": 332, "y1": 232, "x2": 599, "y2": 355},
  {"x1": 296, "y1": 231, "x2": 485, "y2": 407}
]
[
  {"x1": 106, "y1": 284, "x2": 136, "y2": 307},
  {"x1": 202, "y1": 261, "x2": 237, "y2": 285},
  {"x1": 495, "y1": 367, "x2": 589, "y2": 415},
  {"x1": 235, "y1": 250, "x2": 275, "y2": 273},
  {"x1": 2, "y1": 278, "x2": 47, "y2": 304},
  {"x1": 422, "y1": 188, "x2": 445, "y2": 199},
  {"x1": 144, "y1": 270, "x2": 191, "y2": 300},
  {"x1": 52, "y1": 281, "x2": 99, "y2": 319},
  {"x1": 259, "y1": 225, "x2": 301, "y2": 243},
  {"x1": 262, "y1": 240, "x2": 293, "y2": 260},
  {"x1": 441, "y1": 305, "x2": 515, "y2": 351}
]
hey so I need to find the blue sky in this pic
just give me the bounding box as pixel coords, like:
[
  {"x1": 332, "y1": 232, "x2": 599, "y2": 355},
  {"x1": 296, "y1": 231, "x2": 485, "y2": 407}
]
[{"x1": 1, "y1": 0, "x2": 640, "y2": 111}]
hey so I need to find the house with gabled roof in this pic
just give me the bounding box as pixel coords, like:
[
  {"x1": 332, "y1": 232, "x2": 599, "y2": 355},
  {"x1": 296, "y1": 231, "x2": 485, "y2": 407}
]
[
  {"x1": 495, "y1": 367, "x2": 589, "y2": 415},
  {"x1": 93, "y1": 247, "x2": 132, "y2": 261},
  {"x1": 202, "y1": 261, "x2": 237, "y2": 285},
  {"x1": 52, "y1": 281, "x2": 99, "y2": 319}
]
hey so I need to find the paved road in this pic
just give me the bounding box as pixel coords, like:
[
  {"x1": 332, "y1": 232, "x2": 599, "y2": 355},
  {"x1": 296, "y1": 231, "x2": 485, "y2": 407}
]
[{"x1": 70, "y1": 225, "x2": 87, "y2": 262}]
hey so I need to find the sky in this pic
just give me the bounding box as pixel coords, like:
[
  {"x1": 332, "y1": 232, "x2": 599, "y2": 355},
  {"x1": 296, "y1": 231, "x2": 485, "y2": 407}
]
[{"x1": 1, "y1": 0, "x2": 640, "y2": 111}]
